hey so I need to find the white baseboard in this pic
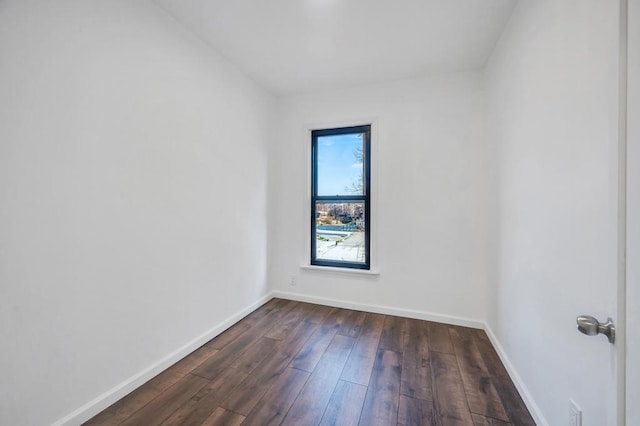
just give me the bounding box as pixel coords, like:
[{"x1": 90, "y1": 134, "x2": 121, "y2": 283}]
[
  {"x1": 483, "y1": 324, "x2": 548, "y2": 426},
  {"x1": 275, "y1": 290, "x2": 546, "y2": 425},
  {"x1": 272, "y1": 290, "x2": 485, "y2": 329},
  {"x1": 52, "y1": 293, "x2": 273, "y2": 426},
  {"x1": 53, "y1": 291, "x2": 546, "y2": 426}
]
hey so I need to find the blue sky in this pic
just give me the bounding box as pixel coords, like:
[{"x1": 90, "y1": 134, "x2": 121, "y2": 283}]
[{"x1": 317, "y1": 133, "x2": 363, "y2": 195}]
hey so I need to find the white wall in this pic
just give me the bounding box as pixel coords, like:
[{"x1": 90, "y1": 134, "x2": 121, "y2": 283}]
[
  {"x1": 2, "y1": 0, "x2": 630, "y2": 424},
  {"x1": 627, "y1": 0, "x2": 640, "y2": 423},
  {"x1": 0, "y1": 1, "x2": 273, "y2": 425},
  {"x1": 270, "y1": 73, "x2": 490, "y2": 324},
  {"x1": 485, "y1": 1, "x2": 621, "y2": 425}
]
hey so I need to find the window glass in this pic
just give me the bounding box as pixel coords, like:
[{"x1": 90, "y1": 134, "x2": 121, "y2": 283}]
[
  {"x1": 315, "y1": 202, "x2": 366, "y2": 264},
  {"x1": 316, "y1": 134, "x2": 364, "y2": 196},
  {"x1": 311, "y1": 125, "x2": 371, "y2": 270}
]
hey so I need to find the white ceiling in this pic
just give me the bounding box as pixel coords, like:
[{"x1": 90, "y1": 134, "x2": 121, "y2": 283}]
[{"x1": 156, "y1": 0, "x2": 517, "y2": 96}]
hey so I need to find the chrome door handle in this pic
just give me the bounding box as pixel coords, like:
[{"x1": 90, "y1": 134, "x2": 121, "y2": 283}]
[{"x1": 576, "y1": 315, "x2": 615, "y2": 344}]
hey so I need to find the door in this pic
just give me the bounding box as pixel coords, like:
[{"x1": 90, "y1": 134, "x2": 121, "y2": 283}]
[
  {"x1": 627, "y1": 0, "x2": 639, "y2": 424},
  {"x1": 573, "y1": 1, "x2": 626, "y2": 424}
]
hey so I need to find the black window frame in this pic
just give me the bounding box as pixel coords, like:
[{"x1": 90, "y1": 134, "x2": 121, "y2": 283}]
[{"x1": 311, "y1": 124, "x2": 371, "y2": 270}]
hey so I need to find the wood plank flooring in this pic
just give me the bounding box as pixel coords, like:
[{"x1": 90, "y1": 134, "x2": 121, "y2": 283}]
[{"x1": 85, "y1": 299, "x2": 536, "y2": 426}]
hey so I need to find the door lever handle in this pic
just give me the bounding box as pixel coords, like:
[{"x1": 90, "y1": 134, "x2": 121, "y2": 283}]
[{"x1": 576, "y1": 315, "x2": 615, "y2": 344}]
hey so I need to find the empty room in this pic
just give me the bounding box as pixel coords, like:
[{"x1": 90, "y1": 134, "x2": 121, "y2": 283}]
[{"x1": 1, "y1": 0, "x2": 638, "y2": 425}]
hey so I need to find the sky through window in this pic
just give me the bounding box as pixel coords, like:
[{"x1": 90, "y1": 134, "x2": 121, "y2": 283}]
[{"x1": 316, "y1": 133, "x2": 363, "y2": 196}]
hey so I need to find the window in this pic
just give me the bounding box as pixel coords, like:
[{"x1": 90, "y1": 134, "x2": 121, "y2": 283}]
[{"x1": 311, "y1": 125, "x2": 371, "y2": 269}]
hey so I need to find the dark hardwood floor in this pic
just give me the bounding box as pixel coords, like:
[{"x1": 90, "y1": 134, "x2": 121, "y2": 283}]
[{"x1": 85, "y1": 298, "x2": 536, "y2": 426}]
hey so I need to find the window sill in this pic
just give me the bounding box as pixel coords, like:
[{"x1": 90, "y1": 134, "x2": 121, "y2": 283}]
[{"x1": 300, "y1": 264, "x2": 380, "y2": 276}]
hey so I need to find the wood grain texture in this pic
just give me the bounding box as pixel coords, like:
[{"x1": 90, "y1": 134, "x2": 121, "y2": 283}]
[
  {"x1": 360, "y1": 312, "x2": 386, "y2": 338},
  {"x1": 263, "y1": 301, "x2": 306, "y2": 340},
  {"x1": 241, "y1": 367, "x2": 310, "y2": 426},
  {"x1": 336, "y1": 309, "x2": 368, "y2": 338},
  {"x1": 192, "y1": 301, "x2": 296, "y2": 380},
  {"x1": 428, "y1": 321, "x2": 454, "y2": 354},
  {"x1": 449, "y1": 327, "x2": 509, "y2": 421},
  {"x1": 201, "y1": 408, "x2": 245, "y2": 426},
  {"x1": 159, "y1": 367, "x2": 247, "y2": 426},
  {"x1": 340, "y1": 335, "x2": 380, "y2": 386},
  {"x1": 84, "y1": 368, "x2": 184, "y2": 425},
  {"x1": 229, "y1": 336, "x2": 279, "y2": 373},
  {"x1": 379, "y1": 315, "x2": 405, "y2": 352},
  {"x1": 119, "y1": 374, "x2": 209, "y2": 426},
  {"x1": 220, "y1": 352, "x2": 293, "y2": 416},
  {"x1": 85, "y1": 299, "x2": 536, "y2": 426},
  {"x1": 205, "y1": 298, "x2": 284, "y2": 350},
  {"x1": 220, "y1": 320, "x2": 317, "y2": 416},
  {"x1": 206, "y1": 321, "x2": 251, "y2": 350},
  {"x1": 290, "y1": 322, "x2": 339, "y2": 372},
  {"x1": 167, "y1": 342, "x2": 219, "y2": 376},
  {"x1": 401, "y1": 318, "x2": 432, "y2": 401},
  {"x1": 359, "y1": 349, "x2": 402, "y2": 426},
  {"x1": 341, "y1": 311, "x2": 384, "y2": 386},
  {"x1": 430, "y1": 351, "x2": 475, "y2": 426},
  {"x1": 472, "y1": 329, "x2": 536, "y2": 426},
  {"x1": 472, "y1": 413, "x2": 513, "y2": 425},
  {"x1": 398, "y1": 394, "x2": 437, "y2": 426},
  {"x1": 304, "y1": 303, "x2": 335, "y2": 324},
  {"x1": 320, "y1": 380, "x2": 367, "y2": 426},
  {"x1": 282, "y1": 334, "x2": 355, "y2": 425}
]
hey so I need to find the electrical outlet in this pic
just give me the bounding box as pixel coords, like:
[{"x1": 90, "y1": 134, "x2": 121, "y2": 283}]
[
  {"x1": 569, "y1": 399, "x2": 582, "y2": 426},
  {"x1": 289, "y1": 275, "x2": 297, "y2": 286}
]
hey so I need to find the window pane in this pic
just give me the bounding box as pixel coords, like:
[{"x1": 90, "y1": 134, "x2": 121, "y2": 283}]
[
  {"x1": 315, "y1": 202, "x2": 366, "y2": 263},
  {"x1": 317, "y1": 133, "x2": 364, "y2": 196}
]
